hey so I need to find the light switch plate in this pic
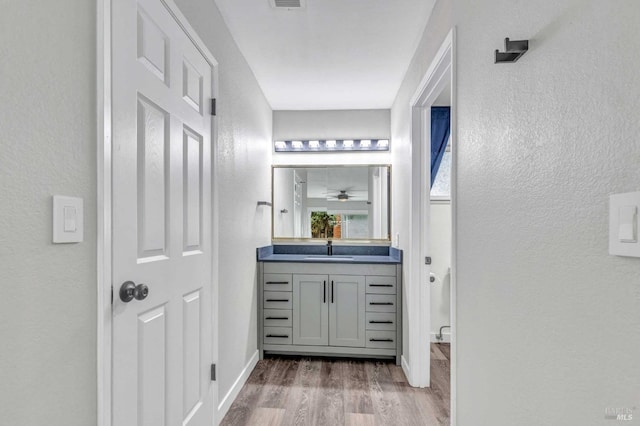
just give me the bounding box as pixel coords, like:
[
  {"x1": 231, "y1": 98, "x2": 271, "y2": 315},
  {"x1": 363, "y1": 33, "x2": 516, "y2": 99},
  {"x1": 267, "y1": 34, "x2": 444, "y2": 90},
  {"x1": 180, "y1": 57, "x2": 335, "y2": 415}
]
[
  {"x1": 53, "y1": 196, "x2": 83, "y2": 243},
  {"x1": 609, "y1": 192, "x2": 640, "y2": 257}
]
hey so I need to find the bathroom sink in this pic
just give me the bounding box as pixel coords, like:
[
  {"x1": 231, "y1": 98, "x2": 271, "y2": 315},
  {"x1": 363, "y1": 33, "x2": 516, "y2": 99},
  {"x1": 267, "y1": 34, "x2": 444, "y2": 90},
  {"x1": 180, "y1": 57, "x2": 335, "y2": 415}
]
[{"x1": 304, "y1": 255, "x2": 354, "y2": 261}]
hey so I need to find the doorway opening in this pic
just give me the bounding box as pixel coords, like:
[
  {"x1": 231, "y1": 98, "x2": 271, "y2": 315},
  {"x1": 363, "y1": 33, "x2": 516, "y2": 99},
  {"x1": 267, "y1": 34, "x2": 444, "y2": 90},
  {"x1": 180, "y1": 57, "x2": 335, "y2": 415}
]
[{"x1": 407, "y1": 28, "x2": 456, "y2": 423}]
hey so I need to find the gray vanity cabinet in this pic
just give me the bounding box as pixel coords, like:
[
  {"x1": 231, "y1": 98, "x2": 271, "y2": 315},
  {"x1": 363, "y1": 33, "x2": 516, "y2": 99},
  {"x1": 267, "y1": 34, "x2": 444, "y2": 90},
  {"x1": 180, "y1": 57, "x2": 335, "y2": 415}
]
[{"x1": 259, "y1": 261, "x2": 402, "y2": 364}]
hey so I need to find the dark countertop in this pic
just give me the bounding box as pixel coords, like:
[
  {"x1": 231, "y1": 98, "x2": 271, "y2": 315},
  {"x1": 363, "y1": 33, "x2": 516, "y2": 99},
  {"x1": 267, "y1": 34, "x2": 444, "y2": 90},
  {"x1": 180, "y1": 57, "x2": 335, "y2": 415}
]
[{"x1": 257, "y1": 245, "x2": 402, "y2": 264}]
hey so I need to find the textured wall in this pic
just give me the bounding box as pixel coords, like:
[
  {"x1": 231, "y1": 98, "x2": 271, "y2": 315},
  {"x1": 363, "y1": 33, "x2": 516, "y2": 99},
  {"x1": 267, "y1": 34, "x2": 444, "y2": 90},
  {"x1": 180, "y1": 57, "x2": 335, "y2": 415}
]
[
  {"x1": 0, "y1": 1, "x2": 97, "y2": 425},
  {"x1": 273, "y1": 109, "x2": 390, "y2": 140},
  {"x1": 174, "y1": 0, "x2": 273, "y2": 410},
  {"x1": 453, "y1": 0, "x2": 640, "y2": 424},
  {"x1": 393, "y1": 0, "x2": 640, "y2": 421},
  {"x1": 389, "y1": 0, "x2": 453, "y2": 369}
]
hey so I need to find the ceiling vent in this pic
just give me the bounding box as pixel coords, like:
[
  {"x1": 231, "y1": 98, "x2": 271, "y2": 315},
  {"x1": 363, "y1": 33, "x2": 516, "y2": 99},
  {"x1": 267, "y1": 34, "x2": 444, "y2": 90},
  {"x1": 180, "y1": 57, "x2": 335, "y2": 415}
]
[{"x1": 270, "y1": 0, "x2": 305, "y2": 9}]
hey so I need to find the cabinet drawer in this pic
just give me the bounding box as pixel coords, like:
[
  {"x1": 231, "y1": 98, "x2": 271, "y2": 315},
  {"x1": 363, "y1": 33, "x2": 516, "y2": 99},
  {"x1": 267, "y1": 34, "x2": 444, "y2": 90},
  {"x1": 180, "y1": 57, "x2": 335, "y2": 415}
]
[
  {"x1": 264, "y1": 327, "x2": 292, "y2": 345},
  {"x1": 264, "y1": 291, "x2": 292, "y2": 310},
  {"x1": 366, "y1": 331, "x2": 396, "y2": 349},
  {"x1": 366, "y1": 294, "x2": 396, "y2": 312},
  {"x1": 365, "y1": 312, "x2": 396, "y2": 331},
  {"x1": 263, "y1": 309, "x2": 292, "y2": 327},
  {"x1": 366, "y1": 276, "x2": 396, "y2": 294},
  {"x1": 264, "y1": 273, "x2": 292, "y2": 292}
]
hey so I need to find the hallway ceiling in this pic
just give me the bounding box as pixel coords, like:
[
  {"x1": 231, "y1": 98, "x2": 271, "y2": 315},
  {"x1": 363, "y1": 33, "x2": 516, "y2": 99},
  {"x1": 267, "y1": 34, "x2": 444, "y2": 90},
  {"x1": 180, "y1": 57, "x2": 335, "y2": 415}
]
[{"x1": 213, "y1": 0, "x2": 436, "y2": 110}]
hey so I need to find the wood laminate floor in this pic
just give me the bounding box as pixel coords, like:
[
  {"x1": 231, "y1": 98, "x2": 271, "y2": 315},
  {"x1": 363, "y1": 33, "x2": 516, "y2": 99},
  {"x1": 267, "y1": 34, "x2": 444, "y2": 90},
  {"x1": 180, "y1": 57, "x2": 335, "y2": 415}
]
[{"x1": 221, "y1": 344, "x2": 450, "y2": 426}]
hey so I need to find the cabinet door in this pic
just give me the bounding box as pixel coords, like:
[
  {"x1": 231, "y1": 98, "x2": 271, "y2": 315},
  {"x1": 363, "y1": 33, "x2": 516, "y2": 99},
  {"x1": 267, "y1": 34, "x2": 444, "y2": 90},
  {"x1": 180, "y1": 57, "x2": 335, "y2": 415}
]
[
  {"x1": 329, "y1": 275, "x2": 366, "y2": 347},
  {"x1": 293, "y1": 274, "x2": 328, "y2": 346}
]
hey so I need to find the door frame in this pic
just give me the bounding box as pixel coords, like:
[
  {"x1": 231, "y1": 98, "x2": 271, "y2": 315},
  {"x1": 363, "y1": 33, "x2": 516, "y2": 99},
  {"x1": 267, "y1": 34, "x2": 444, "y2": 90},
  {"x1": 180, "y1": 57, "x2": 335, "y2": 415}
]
[
  {"x1": 407, "y1": 28, "x2": 457, "y2": 422},
  {"x1": 97, "y1": 1, "x2": 220, "y2": 424}
]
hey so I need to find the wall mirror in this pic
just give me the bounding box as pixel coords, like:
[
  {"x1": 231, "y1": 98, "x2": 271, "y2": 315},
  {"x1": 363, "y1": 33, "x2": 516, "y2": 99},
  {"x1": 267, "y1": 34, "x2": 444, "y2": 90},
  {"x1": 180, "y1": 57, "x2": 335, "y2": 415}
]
[{"x1": 272, "y1": 165, "x2": 391, "y2": 241}]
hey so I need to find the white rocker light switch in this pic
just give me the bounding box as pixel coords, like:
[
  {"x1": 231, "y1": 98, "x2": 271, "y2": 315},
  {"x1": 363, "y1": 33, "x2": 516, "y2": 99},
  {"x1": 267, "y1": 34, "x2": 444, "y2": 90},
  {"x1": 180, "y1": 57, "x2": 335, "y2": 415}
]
[
  {"x1": 609, "y1": 192, "x2": 640, "y2": 257},
  {"x1": 618, "y1": 205, "x2": 637, "y2": 243},
  {"x1": 53, "y1": 196, "x2": 83, "y2": 243}
]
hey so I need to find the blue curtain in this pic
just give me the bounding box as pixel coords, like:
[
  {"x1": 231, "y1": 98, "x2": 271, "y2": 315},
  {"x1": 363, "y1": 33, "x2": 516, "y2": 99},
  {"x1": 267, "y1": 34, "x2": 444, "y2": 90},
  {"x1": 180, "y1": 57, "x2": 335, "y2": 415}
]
[{"x1": 430, "y1": 107, "x2": 450, "y2": 186}]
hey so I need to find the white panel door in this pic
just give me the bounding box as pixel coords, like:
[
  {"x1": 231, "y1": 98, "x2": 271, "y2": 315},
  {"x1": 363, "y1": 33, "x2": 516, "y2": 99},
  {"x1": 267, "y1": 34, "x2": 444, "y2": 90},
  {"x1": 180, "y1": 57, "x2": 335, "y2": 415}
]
[{"x1": 112, "y1": 0, "x2": 215, "y2": 425}]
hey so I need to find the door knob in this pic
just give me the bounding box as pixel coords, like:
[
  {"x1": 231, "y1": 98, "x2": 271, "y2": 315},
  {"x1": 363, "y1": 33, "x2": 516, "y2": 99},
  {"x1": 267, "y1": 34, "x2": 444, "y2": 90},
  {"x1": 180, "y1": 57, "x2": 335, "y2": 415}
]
[
  {"x1": 119, "y1": 281, "x2": 149, "y2": 302},
  {"x1": 134, "y1": 283, "x2": 149, "y2": 300}
]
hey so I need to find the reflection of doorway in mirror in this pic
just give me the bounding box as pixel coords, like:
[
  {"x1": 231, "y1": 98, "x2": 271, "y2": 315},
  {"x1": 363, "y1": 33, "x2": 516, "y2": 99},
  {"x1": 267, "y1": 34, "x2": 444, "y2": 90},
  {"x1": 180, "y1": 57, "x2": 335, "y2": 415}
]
[
  {"x1": 293, "y1": 171, "x2": 303, "y2": 238},
  {"x1": 369, "y1": 167, "x2": 388, "y2": 239}
]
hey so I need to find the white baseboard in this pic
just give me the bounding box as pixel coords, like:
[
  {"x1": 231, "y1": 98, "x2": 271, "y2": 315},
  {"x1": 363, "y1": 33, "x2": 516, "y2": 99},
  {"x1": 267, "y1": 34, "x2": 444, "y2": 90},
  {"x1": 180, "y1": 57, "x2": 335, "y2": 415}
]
[
  {"x1": 401, "y1": 355, "x2": 411, "y2": 383},
  {"x1": 216, "y1": 350, "x2": 259, "y2": 423},
  {"x1": 431, "y1": 331, "x2": 451, "y2": 343}
]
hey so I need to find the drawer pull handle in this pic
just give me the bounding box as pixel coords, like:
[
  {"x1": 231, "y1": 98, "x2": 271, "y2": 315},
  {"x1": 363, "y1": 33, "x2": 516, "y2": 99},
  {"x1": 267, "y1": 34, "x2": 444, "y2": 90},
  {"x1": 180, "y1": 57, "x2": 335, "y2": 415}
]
[
  {"x1": 369, "y1": 320, "x2": 393, "y2": 324},
  {"x1": 266, "y1": 281, "x2": 289, "y2": 285},
  {"x1": 266, "y1": 316, "x2": 289, "y2": 320},
  {"x1": 266, "y1": 334, "x2": 289, "y2": 338},
  {"x1": 369, "y1": 338, "x2": 394, "y2": 342},
  {"x1": 266, "y1": 299, "x2": 289, "y2": 302},
  {"x1": 370, "y1": 284, "x2": 393, "y2": 287},
  {"x1": 369, "y1": 302, "x2": 394, "y2": 305}
]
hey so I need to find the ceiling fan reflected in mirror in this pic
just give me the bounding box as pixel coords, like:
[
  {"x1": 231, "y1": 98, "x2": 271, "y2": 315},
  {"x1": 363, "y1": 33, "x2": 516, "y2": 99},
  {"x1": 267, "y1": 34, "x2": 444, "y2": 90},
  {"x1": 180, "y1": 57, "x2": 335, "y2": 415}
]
[{"x1": 326, "y1": 188, "x2": 367, "y2": 202}]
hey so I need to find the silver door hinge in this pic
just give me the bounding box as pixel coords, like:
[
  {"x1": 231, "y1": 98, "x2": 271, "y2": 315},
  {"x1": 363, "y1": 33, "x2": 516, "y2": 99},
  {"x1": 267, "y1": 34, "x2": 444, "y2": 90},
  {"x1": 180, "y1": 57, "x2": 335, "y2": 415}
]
[
  {"x1": 425, "y1": 257, "x2": 432, "y2": 265},
  {"x1": 211, "y1": 364, "x2": 216, "y2": 381},
  {"x1": 211, "y1": 98, "x2": 216, "y2": 116},
  {"x1": 111, "y1": 286, "x2": 114, "y2": 304}
]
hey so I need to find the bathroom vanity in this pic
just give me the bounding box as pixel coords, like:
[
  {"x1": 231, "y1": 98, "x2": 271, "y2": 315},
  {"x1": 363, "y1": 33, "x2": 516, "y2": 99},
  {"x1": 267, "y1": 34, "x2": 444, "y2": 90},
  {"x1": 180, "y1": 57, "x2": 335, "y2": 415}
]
[{"x1": 257, "y1": 245, "x2": 402, "y2": 364}]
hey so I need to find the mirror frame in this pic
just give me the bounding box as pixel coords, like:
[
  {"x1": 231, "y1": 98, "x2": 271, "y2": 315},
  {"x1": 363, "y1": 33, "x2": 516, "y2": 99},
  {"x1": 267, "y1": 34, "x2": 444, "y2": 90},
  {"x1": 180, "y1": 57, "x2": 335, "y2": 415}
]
[{"x1": 271, "y1": 164, "x2": 392, "y2": 243}]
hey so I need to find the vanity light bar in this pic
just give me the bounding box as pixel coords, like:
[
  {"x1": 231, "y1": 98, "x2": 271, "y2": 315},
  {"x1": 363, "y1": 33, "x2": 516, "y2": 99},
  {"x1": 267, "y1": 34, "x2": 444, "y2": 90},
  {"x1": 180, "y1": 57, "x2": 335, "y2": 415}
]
[{"x1": 273, "y1": 139, "x2": 390, "y2": 152}]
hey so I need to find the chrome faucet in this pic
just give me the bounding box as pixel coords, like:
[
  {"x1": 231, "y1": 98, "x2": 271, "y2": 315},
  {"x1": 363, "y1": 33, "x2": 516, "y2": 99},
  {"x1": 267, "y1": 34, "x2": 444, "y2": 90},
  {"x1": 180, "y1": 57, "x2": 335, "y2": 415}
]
[{"x1": 326, "y1": 240, "x2": 333, "y2": 256}]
